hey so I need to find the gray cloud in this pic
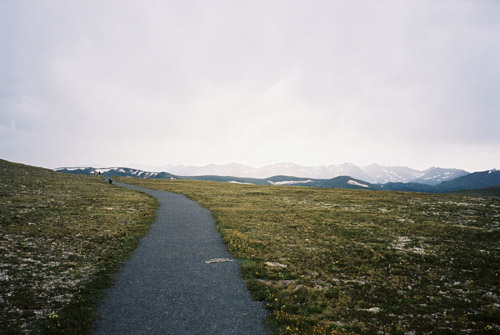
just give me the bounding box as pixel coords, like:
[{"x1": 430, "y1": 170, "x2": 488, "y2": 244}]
[{"x1": 1, "y1": 0, "x2": 499, "y2": 171}]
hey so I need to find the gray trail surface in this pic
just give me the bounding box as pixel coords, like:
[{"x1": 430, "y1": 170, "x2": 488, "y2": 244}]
[{"x1": 94, "y1": 181, "x2": 269, "y2": 335}]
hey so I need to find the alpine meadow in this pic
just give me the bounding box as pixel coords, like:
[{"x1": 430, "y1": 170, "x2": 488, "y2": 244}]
[{"x1": 117, "y1": 177, "x2": 500, "y2": 335}]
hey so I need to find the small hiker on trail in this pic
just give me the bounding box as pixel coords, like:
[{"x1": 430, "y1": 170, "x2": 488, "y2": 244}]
[{"x1": 108, "y1": 178, "x2": 113, "y2": 184}]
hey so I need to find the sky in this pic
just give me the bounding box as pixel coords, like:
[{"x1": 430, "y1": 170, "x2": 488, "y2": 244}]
[{"x1": 1, "y1": 0, "x2": 499, "y2": 172}]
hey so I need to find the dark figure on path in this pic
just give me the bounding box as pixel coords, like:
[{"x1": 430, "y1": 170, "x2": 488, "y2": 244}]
[{"x1": 108, "y1": 178, "x2": 113, "y2": 184}]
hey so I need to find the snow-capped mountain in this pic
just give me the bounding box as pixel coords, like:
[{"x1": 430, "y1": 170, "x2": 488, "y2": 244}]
[
  {"x1": 160, "y1": 163, "x2": 468, "y2": 185},
  {"x1": 361, "y1": 164, "x2": 423, "y2": 184},
  {"x1": 55, "y1": 167, "x2": 176, "y2": 179},
  {"x1": 410, "y1": 167, "x2": 470, "y2": 185},
  {"x1": 161, "y1": 163, "x2": 257, "y2": 178}
]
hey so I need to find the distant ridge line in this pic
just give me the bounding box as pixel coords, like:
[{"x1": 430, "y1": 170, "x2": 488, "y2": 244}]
[
  {"x1": 143, "y1": 162, "x2": 470, "y2": 185},
  {"x1": 54, "y1": 164, "x2": 500, "y2": 194}
]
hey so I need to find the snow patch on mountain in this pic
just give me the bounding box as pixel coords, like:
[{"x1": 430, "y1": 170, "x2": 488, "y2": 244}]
[
  {"x1": 347, "y1": 180, "x2": 369, "y2": 188},
  {"x1": 161, "y1": 163, "x2": 468, "y2": 184},
  {"x1": 267, "y1": 180, "x2": 313, "y2": 186},
  {"x1": 411, "y1": 167, "x2": 469, "y2": 185},
  {"x1": 55, "y1": 167, "x2": 87, "y2": 172}
]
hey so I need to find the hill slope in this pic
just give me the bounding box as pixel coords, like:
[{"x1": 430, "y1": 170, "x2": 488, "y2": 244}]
[
  {"x1": 1, "y1": 159, "x2": 157, "y2": 334},
  {"x1": 380, "y1": 170, "x2": 500, "y2": 194},
  {"x1": 308, "y1": 176, "x2": 380, "y2": 190},
  {"x1": 435, "y1": 169, "x2": 500, "y2": 192}
]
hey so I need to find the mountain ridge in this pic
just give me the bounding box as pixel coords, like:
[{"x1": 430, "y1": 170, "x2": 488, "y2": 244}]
[
  {"x1": 139, "y1": 162, "x2": 469, "y2": 185},
  {"x1": 54, "y1": 165, "x2": 500, "y2": 194},
  {"x1": 55, "y1": 167, "x2": 176, "y2": 179}
]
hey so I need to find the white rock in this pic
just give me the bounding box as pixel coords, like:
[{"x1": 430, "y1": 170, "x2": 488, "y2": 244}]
[
  {"x1": 365, "y1": 307, "x2": 381, "y2": 313},
  {"x1": 204, "y1": 258, "x2": 233, "y2": 264},
  {"x1": 265, "y1": 262, "x2": 287, "y2": 268}
]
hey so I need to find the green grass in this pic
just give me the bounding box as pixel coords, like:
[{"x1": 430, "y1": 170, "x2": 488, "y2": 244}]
[
  {"x1": 119, "y1": 177, "x2": 500, "y2": 335},
  {"x1": 0, "y1": 160, "x2": 158, "y2": 334}
]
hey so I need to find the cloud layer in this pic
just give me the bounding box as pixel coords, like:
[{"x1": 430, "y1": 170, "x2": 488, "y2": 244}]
[{"x1": 1, "y1": 0, "x2": 499, "y2": 171}]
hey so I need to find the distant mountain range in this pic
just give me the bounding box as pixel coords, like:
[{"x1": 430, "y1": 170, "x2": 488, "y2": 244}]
[
  {"x1": 156, "y1": 163, "x2": 468, "y2": 185},
  {"x1": 55, "y1": 165, "x2": 500, "y2": 194}
]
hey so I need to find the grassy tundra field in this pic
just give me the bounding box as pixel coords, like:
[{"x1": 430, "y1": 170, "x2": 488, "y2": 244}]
[
  {"x1": 0, "y1": 160, "x2": 158, "y2": 334},
  {"x1": 120, "y1": 177, "x2": 500, "y2": 335}
]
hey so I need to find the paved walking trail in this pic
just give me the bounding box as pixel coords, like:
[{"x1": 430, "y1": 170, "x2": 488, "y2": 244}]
[{"x1": 94, "y1": 181, "x2": 269, "y2": 335}]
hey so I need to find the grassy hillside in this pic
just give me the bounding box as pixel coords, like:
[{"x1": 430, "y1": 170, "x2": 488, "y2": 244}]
[
  {"x1": 120, "y1": 177, "x2": 500, "y2": 335},
  {"x1": 0, "y1": 160, "x2": 158, "y2": 334}
]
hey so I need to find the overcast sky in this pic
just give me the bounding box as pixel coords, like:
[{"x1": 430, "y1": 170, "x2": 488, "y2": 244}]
[{"x1": 1, "y1": 0, "x2": 499, "y2": 171}]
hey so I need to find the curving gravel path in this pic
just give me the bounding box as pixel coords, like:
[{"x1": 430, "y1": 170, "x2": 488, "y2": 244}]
[{"x1": 94, "y1": 181, "x2": 269, "y2": 335}]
